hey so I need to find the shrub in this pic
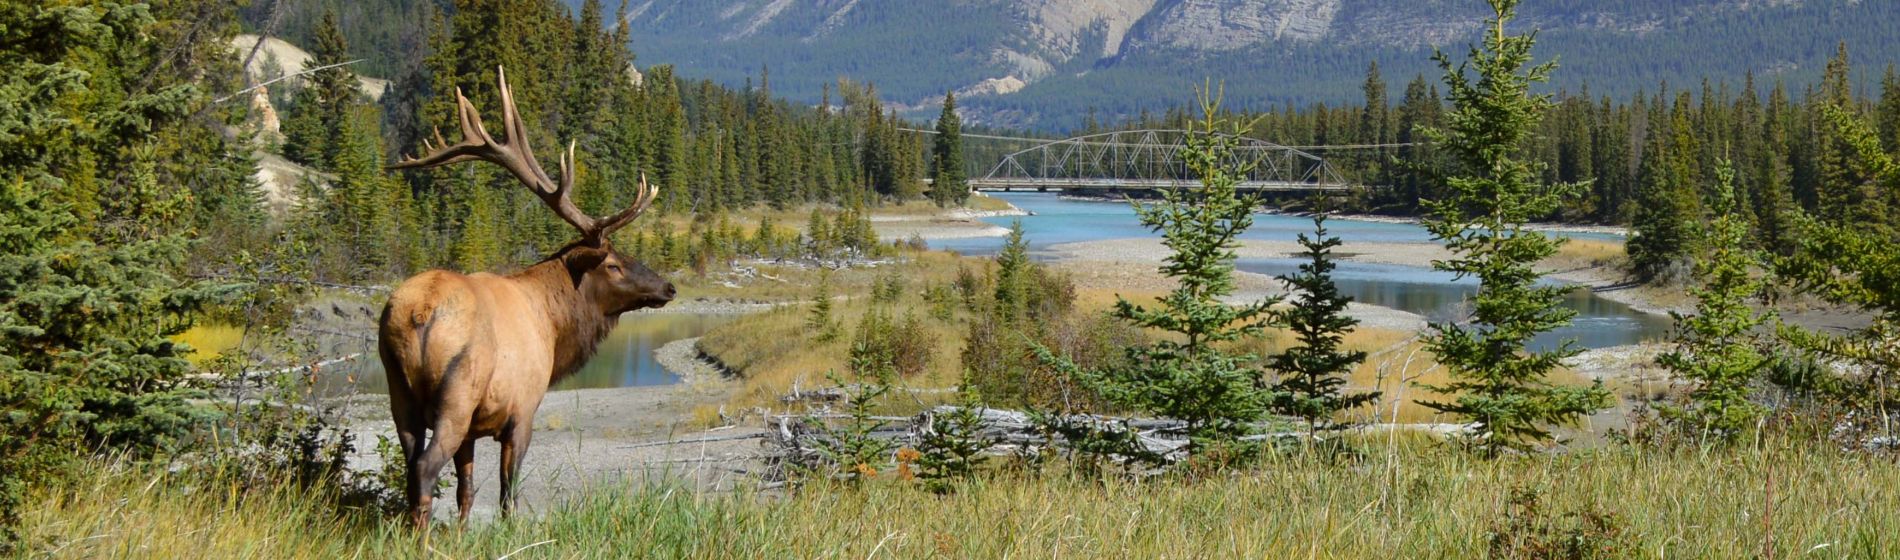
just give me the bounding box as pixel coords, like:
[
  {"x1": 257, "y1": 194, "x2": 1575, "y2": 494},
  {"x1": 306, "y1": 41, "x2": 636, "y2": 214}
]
[
  {"x1": 913, "y1": 405, "x2": 996, "y2": 493},
  {"x1": 1487, "y1": 485, "x2": 1627, "y2": 560}
]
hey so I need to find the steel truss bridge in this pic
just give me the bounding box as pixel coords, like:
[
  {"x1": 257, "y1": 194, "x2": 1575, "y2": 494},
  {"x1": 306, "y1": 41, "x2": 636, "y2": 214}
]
[{"x1": 951, "y1": 129, "x2": 1352, "y2": 193}]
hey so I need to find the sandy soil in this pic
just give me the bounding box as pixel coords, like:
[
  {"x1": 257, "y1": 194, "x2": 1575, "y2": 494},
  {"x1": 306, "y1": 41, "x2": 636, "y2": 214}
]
[
  {"x1": 1049, "y1": 237, "x2": 1455, "y2": 269},
  {"x1": 1318, "y1": 212, "x2": 1632, "y2": 237},
  {"x1": 869, "y1": 204, "x2": 1029, "y2": 240}
]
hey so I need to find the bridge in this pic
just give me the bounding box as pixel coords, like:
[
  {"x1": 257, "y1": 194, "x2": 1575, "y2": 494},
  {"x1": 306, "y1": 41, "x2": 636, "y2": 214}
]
[{"x1": 915, "y1": 128, "x2": 1355, "y2": 193}]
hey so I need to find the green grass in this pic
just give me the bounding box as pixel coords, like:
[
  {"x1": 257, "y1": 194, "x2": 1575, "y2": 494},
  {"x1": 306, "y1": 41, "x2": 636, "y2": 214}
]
[{"x1": 19, "y1": 440, "x2": 1898, "y2": 558}]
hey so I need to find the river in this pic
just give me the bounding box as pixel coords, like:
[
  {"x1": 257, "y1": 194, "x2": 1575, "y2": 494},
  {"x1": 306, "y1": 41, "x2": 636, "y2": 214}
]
[{"x1": 935, "y1": 193, "x2": 1669, "y2": 351}]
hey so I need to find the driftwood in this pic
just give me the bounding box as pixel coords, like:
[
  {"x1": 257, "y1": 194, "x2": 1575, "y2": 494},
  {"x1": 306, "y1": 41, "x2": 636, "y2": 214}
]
[
  {"x1": 191, "y1": 352, "x2": 365, "y2": 383},
  {"x1": 759, "y1": 406, "x2": 1317, "y2": 479}
]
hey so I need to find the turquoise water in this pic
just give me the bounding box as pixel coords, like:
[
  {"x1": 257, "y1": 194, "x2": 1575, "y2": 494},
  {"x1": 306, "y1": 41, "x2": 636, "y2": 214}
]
[{"x1": 937, "y1": 193, "x2": 1667, "y2": 351}]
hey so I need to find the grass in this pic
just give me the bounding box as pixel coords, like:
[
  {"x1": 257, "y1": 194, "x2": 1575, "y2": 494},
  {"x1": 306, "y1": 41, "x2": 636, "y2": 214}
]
[
  {"x1": 171, "y1": 324, "x2": 245, "y2": 366},
  {"x1": 696, "y1": 249, "x2": 1616, "y2": 426},
  {"x1": 696, "y1": 256, "x2": 977, "y2": 416},
  {"x1": 20, "y1": 439, "x2": 1899, "y2": 558},
  {"x1": 1546, "y1": 238, "x2": 1629, "y2": 272}
]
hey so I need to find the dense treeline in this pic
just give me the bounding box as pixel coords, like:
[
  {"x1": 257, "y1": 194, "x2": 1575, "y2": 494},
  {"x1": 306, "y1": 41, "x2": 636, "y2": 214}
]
[
  {"x1": 1080, "y1": 48, "x2": 1900, "y2": 279},
  {"x1": 266, "y1": 0, "x2": 929, "y2": 283}
]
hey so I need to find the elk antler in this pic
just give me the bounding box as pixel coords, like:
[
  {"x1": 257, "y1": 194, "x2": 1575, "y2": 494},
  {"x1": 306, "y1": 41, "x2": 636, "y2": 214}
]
[{"x1": 391, "y1": 66, "x2": 658, "y2": 243}]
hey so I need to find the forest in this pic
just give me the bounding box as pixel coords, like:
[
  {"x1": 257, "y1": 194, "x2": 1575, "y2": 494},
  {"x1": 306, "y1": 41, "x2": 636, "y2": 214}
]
[{"x1": 5, "y1": 0, "x2": 1900, "y2": 557}]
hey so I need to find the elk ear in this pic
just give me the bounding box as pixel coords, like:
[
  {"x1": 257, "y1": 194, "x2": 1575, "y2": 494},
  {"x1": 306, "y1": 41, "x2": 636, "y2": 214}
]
[{"x1": 562, "y1": 246, "x2": 611, "y2": 287}]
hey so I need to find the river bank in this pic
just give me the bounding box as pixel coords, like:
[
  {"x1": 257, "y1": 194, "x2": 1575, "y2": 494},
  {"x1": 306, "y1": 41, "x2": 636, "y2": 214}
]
[
  {"x1": 1045, "y1": 236, "x2": 1690, "y2": 318},
  {"x1": 866, "y1": 194, "x2": 1029, "y2": 240}
]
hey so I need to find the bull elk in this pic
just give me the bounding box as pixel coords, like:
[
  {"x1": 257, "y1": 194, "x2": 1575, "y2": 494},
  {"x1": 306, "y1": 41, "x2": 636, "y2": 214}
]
[{"x1": 377, "y1": 67, "x2": 674, "y2": 528}]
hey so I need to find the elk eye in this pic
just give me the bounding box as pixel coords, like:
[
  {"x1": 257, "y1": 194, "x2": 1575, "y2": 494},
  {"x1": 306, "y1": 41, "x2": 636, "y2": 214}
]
[{"x1": 606, "y1": 265, "x2": 622, "y2": 274}]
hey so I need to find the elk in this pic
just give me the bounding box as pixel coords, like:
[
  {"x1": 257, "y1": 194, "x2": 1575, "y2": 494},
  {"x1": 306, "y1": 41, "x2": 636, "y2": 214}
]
[{"x1": 377, "y1": 67, "x2": 674, "y2": 529}]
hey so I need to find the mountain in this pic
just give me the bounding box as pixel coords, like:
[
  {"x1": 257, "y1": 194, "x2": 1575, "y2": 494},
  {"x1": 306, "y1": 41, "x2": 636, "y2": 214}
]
[{"x1": 603, "y1": 0, "x2": 1900, "y2": 129}]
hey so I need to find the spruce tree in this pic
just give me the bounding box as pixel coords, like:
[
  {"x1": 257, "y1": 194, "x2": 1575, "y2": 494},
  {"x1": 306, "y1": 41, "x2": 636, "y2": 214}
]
[
  {"x1": 808, "y1": 273, "x2": 840, "y2": 342},
  {"x1": 282, "y1": 10, "x2": 359, "y2": 168},
  {"x1": 0, "y1": 3, "x2": 240, "y2": 546},
  {"x1": 1656, "y1": 156, "x2": 1772, "y2": 441},
  {"x1": 1629, "y1": 129, "x2": 1698, "y2": 283},
  {"x1": 991, "y1": 221, "x2": 1031, "y2": 324},
  {"x1": 1038, "y1": 95, "x2": 1283, "y2": 456},
  {"x1": 1415, "y1": 0, "x2": 1611, "y2": 456},
  {"x1": 931, "y1": 91, "x2": 969, "y2": 207},
  {"x1": 1774, "y1": 106, "x2": 1900, "y2": 418},
  {"x1": 1268, "y1": 215, "x2": 1378, "y2": 436},
  {"x1": 1880, "y1": 66, "x2": 1900, "y2": 156},
  {"x1": 1360, "y1": 61, "x2": 1390, "y2": 185}
]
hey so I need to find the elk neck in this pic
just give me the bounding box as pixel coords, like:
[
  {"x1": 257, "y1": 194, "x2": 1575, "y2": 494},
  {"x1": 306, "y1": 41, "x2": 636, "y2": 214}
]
[{"x1": 510, "y1": 256, "x2": 618, "y2": 385}]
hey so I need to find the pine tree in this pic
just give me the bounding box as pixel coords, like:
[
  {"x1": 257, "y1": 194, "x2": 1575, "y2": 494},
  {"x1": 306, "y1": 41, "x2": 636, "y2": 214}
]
[
  {"x1": 1629, "y1": 128, "x2": 1698, "y2": 283},
  {"x1": 991, "y1": 221, "x2": 1031, "y2": 324},
  {"x1": 1773, "y1": 107, "x2": 1900, "y2": 418},
  {"x1": 282, "y1": 10, "x2": 359, "y2": 168},
  {"x1": 1655, "y1": 156, "x2": 1772, "y2": 442},
  {"x1": 1415, "y1": 0, "x2": 1611, "y2": 457},
  {"x1": 1038, "y1": 94, "x2": 1283, "y2": 456},
  {"x1": 809, "y1": 273, "x2": 840, "y2": 342},
  {"x1": 1395, "y1": 74, "x2": 1441, "y2": 206},
  {"x1": 1360, "y1": 61, "x2": 1390, "y2": 185},
  {"x1": 0, "y1": 3, "x2": 241, "y2": 546},
  {"x1": 1268, "y1": 215, "x2": 1378, "y2": 436},
  {"x1": 1880, "y1": 66, "x2": 1900, "y2": 156},
  {"x1": 931, "y1": 91, "x2": 969, "y2": 207},
  {"x1": 804, "y1": 208, "x2": 832, "y2": 257}
]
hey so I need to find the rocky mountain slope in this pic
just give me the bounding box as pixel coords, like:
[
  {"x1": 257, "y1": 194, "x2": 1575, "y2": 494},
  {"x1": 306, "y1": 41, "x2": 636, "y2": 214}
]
[{"x1": 601, "y1": 0, "x2": 1897, "y2": 128}]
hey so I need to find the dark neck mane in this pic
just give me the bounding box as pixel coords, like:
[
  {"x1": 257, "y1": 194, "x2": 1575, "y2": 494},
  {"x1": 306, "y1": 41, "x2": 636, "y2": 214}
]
[{"x1": 511, "y1": 251, "x2": 618, "y2": 386}]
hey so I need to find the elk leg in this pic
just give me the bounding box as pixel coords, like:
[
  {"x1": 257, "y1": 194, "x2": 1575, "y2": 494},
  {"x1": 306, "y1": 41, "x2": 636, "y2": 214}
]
[
  {"x1": 498, "y1": 424, "x2": 533, "y2": 517},
  {"x1": 393, "y1": 414, "x2": 424, "y2": 525},
  {"x1": 412, "y1": 416, "x2": 471, "y2": 530},
  {"x1": 454, "y1": 439, "x2": 476, "y2": 526}
]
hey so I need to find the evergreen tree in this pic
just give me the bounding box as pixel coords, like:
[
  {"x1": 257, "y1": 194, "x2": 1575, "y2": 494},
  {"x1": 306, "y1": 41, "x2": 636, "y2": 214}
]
[
  {"x1": 0, "y1": 3, "x2": 244, "y2": 546},
  {"x1": 991, "y1": 221, "x2": 1031, "y2": 324},
  {"x1": 1038, "y1": 96, "x2": 1283, "y2": 456},
  {"x1": 1415, "y1": 0, "x2": 1611, "y2": 457},
  {"x1": 1360, "y1": 61, "x2": 1390, "y2": 185},
  {"x1": 931, "y1": 91, "x2": 969, "y2": 207},
  {"x1": 1656, "y1": 156, "x2": 1772, "y2": 442},
  {"x1": 1394, "y1": 74, "x2": 1441, "y2": 206},
  {"x1": 282, "y1": 10, "x2": 359, "y2": 168},
  {"x1": 1629, "y1": 127, "x2": 1699, "y2": 283},
  {"x1": 808, "y1": 273, "x2": 840, "y2": 342},
  {"x1": 1268, "y1": 215, "x2": 1378, "y2": 435},
  {"x1": 1880, "y1": 66, "x2": 1900, "y2": 156},
  {"x1": 1774, "y1": 106, "x2": 1900, "y2": 417}
]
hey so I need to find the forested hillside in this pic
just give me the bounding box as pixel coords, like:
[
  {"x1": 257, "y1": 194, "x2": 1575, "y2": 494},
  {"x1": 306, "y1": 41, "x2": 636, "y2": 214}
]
[
  {"x1": 595, "y1": 0, "x2": 1900, "y2": 128},
  {"x1": 241, "y1": 0, "x2": 929, "y2": 284}
]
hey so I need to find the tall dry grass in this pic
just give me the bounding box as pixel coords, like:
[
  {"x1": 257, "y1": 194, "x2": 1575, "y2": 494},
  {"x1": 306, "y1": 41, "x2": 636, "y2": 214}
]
[{"x1": 21, "y1": 439, "x2": 1897, "y2": 558}]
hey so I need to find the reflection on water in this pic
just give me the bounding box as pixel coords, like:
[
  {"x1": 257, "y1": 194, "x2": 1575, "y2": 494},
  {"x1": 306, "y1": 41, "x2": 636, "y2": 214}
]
[
  {"x1": 935, "y1": 193, "x2": 1664, "y2": 350},
  {"x1": 321, "y1": 313, "x2": 737, "y2": 394}
]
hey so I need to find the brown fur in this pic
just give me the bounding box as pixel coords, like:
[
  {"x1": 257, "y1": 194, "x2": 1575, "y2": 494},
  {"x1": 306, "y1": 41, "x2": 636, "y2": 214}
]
[{"x1": 378, "y1": 243, "x2": 672, "y2": 527}]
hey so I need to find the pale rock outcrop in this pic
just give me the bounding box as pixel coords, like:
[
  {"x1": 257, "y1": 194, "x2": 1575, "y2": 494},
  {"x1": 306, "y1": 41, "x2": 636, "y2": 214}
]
[{"x1": 1133, "y1": 0, "x2": 1341, "y2": 51}]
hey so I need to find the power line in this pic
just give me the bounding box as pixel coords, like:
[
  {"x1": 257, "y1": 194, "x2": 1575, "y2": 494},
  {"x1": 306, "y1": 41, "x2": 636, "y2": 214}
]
[{"x1": 214, "y1": 59, "x2": 365, "y2": 104}]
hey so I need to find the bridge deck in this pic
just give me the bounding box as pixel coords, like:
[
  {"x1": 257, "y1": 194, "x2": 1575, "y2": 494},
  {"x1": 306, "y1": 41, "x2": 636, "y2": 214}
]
[{"x1": 966, "y1": 178, "x2": 1351, "y2": 192}]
